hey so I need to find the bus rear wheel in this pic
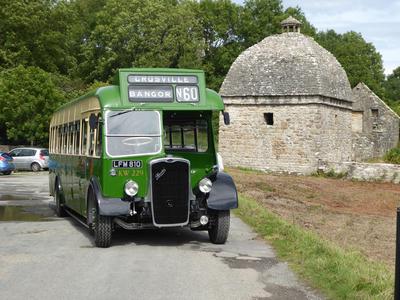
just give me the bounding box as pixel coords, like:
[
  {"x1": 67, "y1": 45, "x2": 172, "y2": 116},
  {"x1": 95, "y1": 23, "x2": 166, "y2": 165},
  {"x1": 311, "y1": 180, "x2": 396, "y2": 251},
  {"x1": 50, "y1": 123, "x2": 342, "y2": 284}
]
[
  {"x1": 208, "y1": 210, "x2": 230, "y2": 244},
  {"x1": 55, "y1": 181, "x2": 67, "y2": 217}
]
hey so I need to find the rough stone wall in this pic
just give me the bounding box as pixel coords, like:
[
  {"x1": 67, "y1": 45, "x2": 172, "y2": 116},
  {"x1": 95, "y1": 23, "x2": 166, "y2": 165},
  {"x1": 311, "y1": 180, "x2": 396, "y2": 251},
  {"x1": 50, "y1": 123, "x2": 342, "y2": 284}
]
[
  {"x1": 326, "y1": 161, "x2": 400, "y2": 184},
  {"x1": 352, "y1": 83, "x2": 400, "y2": 161},
  {"x1": 219, "y1": 96, "x2": 352, "y2": 174},
  {"x1": 318, "y1": 105, "x2": 352, "y2": 164}
]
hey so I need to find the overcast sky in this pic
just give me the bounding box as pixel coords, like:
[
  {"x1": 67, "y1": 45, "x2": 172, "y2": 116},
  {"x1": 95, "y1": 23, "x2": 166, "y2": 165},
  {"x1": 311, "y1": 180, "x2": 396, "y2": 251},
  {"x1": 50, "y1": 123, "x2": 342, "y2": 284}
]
[
  {"x1": 234, "y1": 0, "x2": 399, "y2": 75},
  {"x1": 282, "y1": 0, "x2": 400, "y2": 75}
]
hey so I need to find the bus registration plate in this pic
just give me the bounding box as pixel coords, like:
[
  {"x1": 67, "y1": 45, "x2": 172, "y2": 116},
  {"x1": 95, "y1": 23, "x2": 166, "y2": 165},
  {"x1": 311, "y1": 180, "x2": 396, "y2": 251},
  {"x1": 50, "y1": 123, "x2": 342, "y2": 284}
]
[{"x1": 112, "y1": 160, "x2": 142, "y2": 168}]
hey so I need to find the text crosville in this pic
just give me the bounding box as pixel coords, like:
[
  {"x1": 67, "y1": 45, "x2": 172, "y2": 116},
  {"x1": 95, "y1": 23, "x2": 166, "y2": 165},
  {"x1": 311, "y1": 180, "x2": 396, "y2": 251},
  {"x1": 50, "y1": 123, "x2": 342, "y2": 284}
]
[{"x1": 128, "y1": 75, "x2": 198, "y2": 84}]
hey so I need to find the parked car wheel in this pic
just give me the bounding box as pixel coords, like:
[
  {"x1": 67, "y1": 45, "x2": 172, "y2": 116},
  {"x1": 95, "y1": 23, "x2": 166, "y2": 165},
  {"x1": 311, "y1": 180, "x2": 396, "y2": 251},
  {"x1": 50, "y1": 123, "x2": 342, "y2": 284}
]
[
  {"x1": 208, "y1": 210, "x2": 230, "y2": 244},
  {"x1": 2, "y1": 171, "x2": 12, "y2": 175},
  {"x1": 31, "y1": 162, "x2": 41, "y2": 172}
]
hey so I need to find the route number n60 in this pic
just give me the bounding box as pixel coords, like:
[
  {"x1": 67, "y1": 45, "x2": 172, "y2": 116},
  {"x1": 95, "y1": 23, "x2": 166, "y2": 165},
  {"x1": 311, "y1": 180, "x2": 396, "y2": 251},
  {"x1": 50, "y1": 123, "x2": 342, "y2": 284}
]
[{"x1": 176, "y1": 85, "x2": 199, "y2": 102}]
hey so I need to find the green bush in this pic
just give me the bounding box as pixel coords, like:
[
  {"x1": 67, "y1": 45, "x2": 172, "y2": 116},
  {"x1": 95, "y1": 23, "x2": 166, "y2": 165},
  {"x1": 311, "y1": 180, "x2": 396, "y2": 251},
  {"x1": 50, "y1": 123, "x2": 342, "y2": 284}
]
[{"x1": 384, "y1": 147, "x2": 400, "y2": 164}]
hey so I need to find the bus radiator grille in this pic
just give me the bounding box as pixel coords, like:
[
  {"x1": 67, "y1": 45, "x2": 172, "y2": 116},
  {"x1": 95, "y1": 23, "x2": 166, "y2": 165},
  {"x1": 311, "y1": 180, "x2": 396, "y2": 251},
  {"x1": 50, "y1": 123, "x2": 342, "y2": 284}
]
[{"x1": 151, "y1": 159, "x2": 189, "y2": 226}]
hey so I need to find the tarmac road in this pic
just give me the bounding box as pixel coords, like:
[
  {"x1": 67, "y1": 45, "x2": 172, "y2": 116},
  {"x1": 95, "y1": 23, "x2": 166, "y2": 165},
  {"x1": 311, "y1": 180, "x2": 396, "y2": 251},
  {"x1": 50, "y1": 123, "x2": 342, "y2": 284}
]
[{"x1": 0, "y1": 172, "x2": 322, "y2": 300}]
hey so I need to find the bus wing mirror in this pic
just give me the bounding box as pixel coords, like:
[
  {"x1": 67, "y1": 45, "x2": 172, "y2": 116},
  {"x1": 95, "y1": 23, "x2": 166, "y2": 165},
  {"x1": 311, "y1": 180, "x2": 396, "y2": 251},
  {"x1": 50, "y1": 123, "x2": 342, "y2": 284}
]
[
  {"x1": 89, "y1": 113, "x2": 98, "y2": 130},
  {"x1": 223, "y1": 112, "x2": 230, "y2": 125}
]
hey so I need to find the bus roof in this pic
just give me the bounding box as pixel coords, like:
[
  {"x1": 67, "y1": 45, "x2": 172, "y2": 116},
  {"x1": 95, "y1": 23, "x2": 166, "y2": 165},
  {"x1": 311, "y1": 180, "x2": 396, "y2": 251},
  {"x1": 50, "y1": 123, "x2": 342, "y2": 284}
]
[{"x1": 55, "y1": 68, "x2": 225, "y2": 114}]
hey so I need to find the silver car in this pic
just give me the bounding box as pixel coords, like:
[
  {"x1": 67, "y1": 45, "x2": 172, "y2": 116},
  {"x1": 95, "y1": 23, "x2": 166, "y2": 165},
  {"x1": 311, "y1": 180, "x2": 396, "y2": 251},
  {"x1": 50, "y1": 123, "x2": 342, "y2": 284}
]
[{"x1": 8, "y1": 148, "x2": 49, "y2": 172}]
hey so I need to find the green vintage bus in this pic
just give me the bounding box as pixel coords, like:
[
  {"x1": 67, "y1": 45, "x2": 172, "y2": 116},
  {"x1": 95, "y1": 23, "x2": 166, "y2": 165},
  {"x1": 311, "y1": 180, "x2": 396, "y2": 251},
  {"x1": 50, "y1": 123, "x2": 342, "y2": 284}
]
[{"x1": 49, "y1": 68, "x2": 238, "y2": 247}]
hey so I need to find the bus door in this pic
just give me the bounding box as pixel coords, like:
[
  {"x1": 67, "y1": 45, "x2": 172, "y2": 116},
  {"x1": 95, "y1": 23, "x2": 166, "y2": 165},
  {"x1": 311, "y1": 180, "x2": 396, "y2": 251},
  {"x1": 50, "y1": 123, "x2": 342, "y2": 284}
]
[{"x1": 80, "y1": 114, "x2": 101, "y2": 217}]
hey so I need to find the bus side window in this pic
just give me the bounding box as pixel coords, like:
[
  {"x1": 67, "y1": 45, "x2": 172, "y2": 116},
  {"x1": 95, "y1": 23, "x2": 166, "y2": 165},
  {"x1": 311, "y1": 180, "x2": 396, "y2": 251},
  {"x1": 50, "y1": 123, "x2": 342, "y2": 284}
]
[
  {"x1": 82, "y1": 120, "x2": 88, "y2": 155},
  {"x1": 75, "y1": 121, "x2": 80, "y2": 155},
  {"x1": 63, "y1": 125, "x2": 68, "y2": 154},
  {"x1": 95, "y1": 115, "x2": 102, "y2": 157},
  {"x1": 49, "y1": 127, "x2": 53, "y2": 152},
  {"x1": 69, "y1": 123, "x2": 74, "y2": 154},
  {"x1": 57, "y1": 126, "x2": 61, "y2": 153}
]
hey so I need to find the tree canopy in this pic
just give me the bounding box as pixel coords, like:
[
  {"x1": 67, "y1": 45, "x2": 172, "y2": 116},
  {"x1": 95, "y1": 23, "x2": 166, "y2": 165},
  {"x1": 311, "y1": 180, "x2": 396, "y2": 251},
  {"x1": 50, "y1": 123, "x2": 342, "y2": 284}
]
[
  {"x1": 0, "y1": 0, "x2": 395, "y2": 146},
  {"x1": 316, "y1": 30, "x2": 385, "y2": 98},
  {"x1": 0, "y1": 66, "x2": 67, "y2": 145}
]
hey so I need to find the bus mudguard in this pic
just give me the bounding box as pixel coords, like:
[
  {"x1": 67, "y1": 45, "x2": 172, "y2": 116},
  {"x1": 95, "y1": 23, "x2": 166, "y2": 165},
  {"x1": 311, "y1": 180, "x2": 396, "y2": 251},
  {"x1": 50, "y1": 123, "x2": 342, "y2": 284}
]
[
  {"x1": 206, "y1": 172, "x2": 238, "y2": 210},
  {"x1": 89, "y1": 177, "x2": 130, "y2": 216}
]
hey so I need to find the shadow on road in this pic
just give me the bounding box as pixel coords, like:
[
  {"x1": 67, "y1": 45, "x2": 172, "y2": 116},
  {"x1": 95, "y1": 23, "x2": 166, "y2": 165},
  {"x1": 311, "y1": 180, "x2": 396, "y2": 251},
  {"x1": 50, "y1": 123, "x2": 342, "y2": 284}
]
[{"x1": 62, "y1": 212, "x2": 210, "y2": 247}]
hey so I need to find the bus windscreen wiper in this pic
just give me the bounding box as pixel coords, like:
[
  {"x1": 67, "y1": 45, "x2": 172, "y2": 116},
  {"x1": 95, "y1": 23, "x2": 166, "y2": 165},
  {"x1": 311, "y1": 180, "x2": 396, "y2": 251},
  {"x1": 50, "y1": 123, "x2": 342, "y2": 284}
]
[{"x1": 109, "y1": 108, "x2": 135, "y2": 118}]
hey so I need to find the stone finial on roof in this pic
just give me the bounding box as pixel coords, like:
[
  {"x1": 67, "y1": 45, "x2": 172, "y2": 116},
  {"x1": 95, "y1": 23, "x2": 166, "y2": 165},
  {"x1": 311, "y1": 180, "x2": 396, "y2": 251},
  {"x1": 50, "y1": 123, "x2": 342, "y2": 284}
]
[{"x1": 281, "y1": 16, "x2": 302, "y2": 33}]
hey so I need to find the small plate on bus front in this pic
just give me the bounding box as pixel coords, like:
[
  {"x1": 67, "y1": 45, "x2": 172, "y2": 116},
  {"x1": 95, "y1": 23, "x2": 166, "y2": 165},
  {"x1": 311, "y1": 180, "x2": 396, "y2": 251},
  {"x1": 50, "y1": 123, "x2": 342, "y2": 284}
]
[{"x1": 112, "y1": 160, "x2": 142, "y2": 168}]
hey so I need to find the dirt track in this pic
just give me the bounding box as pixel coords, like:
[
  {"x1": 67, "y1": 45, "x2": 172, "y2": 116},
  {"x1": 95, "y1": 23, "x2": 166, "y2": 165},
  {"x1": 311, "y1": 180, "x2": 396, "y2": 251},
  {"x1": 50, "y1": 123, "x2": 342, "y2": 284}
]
[{"x1": 228, "y1": 168, "x2": 400, "y2": 268}]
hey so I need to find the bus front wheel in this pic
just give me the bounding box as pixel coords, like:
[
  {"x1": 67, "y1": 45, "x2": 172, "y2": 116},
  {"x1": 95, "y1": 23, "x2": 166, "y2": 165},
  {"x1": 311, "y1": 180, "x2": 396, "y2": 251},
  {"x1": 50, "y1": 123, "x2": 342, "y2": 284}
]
[
  {"x1": 208, "y1": 210, "x2": 230, "y2": 244},
  {"x1": 89, "y1": 190, "x2": 112, "y2": 248}
]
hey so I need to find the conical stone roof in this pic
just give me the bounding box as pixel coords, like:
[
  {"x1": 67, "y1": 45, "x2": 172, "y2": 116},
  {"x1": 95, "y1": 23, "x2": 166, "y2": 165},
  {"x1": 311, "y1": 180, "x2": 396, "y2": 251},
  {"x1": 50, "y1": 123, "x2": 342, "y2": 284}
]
[{"x1": 220, "y1": 32, "x2": 352, "y2": 102}]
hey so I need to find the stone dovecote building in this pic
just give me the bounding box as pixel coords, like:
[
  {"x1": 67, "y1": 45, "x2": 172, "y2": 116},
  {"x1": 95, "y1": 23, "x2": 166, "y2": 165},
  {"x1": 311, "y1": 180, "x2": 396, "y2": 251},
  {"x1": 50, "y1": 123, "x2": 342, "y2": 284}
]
[
  {"x1": 352, "y1": 82, "x2": 400, "y2": 161},
  {"x1": 219, "y1": 17, "x2": 400, "y2": 174},
  {"x1": 218, "y1": 17, "x2": 354, "y2": 174}
]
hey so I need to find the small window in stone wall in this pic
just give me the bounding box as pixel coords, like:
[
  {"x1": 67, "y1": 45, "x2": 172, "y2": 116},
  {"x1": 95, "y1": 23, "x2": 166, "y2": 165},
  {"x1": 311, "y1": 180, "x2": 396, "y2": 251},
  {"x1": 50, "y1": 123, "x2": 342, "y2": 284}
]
[
  {"x1": 264, "y1": 113, "x2": 274, "y2": 125},
  {"x1": 371, "y1": 108, "x2": 379, "y2": 130}
]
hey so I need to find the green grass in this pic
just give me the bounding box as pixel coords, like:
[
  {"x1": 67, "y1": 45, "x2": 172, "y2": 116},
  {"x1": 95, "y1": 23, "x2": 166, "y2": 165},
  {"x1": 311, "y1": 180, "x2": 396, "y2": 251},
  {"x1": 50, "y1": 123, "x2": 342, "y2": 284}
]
[
  {"x1": 384, "y1": 147, "x2": 400, "y2": 164},
  {"x1": 235, "y1": 194, "x2": 393, "y2": 299}
]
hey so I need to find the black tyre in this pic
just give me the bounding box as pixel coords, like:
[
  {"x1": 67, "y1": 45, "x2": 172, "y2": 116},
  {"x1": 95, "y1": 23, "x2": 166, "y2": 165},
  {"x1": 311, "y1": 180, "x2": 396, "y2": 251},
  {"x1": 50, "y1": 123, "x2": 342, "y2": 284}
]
[
  {"x1": 2, "y1": 171, "x2": 11, "y2": 175},
  {"x1": 55, "y1": 181, "x2": 67, "y2": 217},
  {"x1": 208, "y1": 210, "x2": 230, "y2": 244},
  {"x1": 31, "y1": 162, "x2": 41, "y2": 172},
  {"x1": 89, "y1": 190, "x2": 112, "y2": 248}
]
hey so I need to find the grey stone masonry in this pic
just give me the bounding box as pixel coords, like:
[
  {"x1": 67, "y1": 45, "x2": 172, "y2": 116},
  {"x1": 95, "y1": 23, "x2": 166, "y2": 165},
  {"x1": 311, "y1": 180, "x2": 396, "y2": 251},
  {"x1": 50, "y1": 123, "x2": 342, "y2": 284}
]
[
  {"x1": 325, "y1": 161, "x2": 400, "y2": 183},
  {"x1": 352, "y1": 82, "x2": 400, "y2": 161},
  {"x1": 219, "y1": 96, "x2": 352, "y2": 174},
  {"x1": 220, "y1": 32, "x2": 353, "y2": 102}
]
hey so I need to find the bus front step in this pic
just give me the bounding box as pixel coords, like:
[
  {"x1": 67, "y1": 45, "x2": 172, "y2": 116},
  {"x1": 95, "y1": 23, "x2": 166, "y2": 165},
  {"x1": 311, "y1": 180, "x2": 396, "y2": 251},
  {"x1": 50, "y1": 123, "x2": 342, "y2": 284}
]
[{"x1": 113, "y1": 217, "x2": 155, "y2": 230}]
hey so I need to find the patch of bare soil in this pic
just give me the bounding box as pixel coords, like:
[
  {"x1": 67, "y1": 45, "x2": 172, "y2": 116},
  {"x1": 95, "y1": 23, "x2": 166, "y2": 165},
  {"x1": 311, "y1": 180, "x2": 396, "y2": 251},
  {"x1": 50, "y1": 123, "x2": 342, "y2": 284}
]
[{"x1": 228, "y1": 168, "x2": 400, "y2": 268}]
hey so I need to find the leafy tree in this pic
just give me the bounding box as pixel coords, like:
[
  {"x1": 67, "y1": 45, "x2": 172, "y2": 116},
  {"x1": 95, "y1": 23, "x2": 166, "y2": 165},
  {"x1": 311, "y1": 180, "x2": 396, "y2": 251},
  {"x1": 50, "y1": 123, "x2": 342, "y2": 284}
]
[
  {"x1": 384, "y1": 66, "x2": 400, "y2": 102},
  {"x1": 0, "y1": 0, "x2": 78, "y2": 75},
  {"x1": 240, "y1": 0, "x2": 283, "y2": 48},
  {"x1": 316, "y1": 30, "x2": 385, "y2": 98},
  {"x1": 196, "y1": 0, "x2": 244, "y2": 90},
  {"x1": 79, "y1": 0, "x2": 204, "y2": 83},
  {"x1": 0, "y1": 66, "x2": 67, "y2": 146}
]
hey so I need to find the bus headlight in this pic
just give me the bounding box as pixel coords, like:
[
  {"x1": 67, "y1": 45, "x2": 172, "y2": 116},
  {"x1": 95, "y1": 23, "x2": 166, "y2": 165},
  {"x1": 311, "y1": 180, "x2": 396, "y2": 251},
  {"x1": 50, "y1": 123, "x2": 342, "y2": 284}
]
[
  {"x1": 199, "y1": 178, "x2": 212, "y2": 194},
  {"x1": 124, "y1": 180, "x2": 139, "y2": 197}
]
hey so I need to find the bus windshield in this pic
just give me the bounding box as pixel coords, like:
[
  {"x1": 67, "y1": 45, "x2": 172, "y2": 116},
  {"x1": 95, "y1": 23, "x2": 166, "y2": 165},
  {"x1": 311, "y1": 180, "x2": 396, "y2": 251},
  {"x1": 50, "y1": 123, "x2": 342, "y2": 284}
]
[{"x1": 105, "y1": 110, "x2": 161, "y2": 157}]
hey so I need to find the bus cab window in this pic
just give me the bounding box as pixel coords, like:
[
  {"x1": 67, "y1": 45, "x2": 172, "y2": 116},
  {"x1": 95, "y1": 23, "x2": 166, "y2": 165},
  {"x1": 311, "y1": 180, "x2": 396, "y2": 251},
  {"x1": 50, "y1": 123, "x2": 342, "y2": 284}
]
[{"x1": 164, "y1": 120, "x2": 208, "y2": 152}]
